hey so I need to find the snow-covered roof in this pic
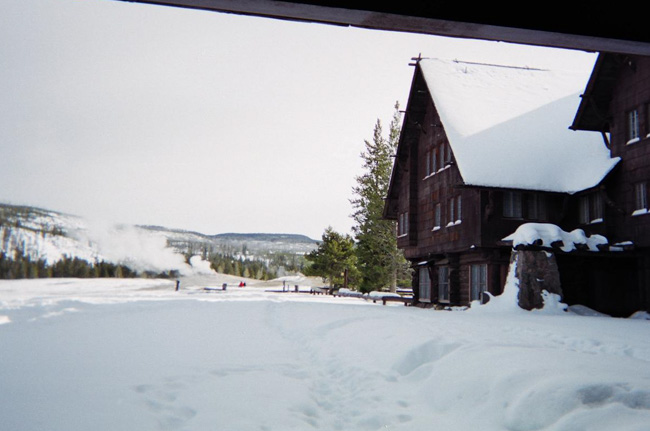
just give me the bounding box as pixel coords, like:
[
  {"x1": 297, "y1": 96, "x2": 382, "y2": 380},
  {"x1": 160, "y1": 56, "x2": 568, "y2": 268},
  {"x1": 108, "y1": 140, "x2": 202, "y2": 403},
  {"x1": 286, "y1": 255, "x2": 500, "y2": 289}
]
[{"x1": 418, "y1": 58, "x2": 620, "y2": 193}]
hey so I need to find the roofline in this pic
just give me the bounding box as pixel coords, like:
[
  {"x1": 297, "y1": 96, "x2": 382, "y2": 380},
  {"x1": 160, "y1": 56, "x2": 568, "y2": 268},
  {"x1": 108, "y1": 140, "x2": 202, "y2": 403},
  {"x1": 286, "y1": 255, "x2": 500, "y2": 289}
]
[
  {"x1": 115, "y1": 1, "x2": 650, "y2": 56},
  {"x1": 458, "y1": 157, "x2": 620, "y2": 195},
  {"x1": 383, "y1": 60, "x2": 427, "y2": 219},
  {"x1": 570, "y1": 53, "x2": 613, "y2": 132}
]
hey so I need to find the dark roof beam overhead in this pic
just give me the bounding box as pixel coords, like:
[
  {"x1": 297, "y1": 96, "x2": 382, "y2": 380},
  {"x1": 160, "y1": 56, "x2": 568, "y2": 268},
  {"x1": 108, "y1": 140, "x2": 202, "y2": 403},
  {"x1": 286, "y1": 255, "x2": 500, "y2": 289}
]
[{"x1": 116, "y1": 0, "x2": 650, "y2": 56}]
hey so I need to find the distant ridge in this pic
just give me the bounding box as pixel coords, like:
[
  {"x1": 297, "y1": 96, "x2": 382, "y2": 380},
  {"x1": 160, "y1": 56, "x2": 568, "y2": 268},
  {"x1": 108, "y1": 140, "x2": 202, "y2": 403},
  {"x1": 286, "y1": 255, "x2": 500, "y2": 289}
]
[{"x1": 212, "y1": 233, "x2": 318, "y2": 243}]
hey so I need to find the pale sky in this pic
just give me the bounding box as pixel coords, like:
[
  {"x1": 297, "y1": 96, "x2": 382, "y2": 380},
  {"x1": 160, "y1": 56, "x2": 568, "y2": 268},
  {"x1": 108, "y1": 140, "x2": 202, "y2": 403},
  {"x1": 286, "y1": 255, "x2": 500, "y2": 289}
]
[{"x1": 0, "y1": 0, "x2": 598, "y2": 240}]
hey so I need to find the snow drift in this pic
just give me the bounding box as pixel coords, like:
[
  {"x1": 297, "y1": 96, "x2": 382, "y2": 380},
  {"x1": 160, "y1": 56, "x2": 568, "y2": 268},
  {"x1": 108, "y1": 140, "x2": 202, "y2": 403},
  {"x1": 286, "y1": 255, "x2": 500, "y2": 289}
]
[
  {"x1": 1, "y1": 278, "x2": 649, "y2": 431},
  {"x1": 503, "y1": 222, "x2": 610, "y2": 252}
]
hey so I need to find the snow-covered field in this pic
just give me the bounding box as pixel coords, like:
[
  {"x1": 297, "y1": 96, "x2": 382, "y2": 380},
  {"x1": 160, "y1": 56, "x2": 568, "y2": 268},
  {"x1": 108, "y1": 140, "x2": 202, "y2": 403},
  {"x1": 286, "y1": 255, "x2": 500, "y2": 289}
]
[{"x1": 1, "y1": 274, "x2": 649, "y2": 431}]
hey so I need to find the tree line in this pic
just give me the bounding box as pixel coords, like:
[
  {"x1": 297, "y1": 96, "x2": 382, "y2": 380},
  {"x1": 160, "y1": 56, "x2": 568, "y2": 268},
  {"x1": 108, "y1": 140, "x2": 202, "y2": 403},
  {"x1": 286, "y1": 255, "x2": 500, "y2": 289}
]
[
  {"x1": 207, "y1": 253, "x2": 276, "y2": 281},
  {"x1": 0, "y1": 247, "x2": 307, "y2": 281},
  {"x1": 0, "y1": 251, "x2": 178, "y2": 280},
  {"x1": 206, "y1": 250, "x2": 308, "y2": 281}
]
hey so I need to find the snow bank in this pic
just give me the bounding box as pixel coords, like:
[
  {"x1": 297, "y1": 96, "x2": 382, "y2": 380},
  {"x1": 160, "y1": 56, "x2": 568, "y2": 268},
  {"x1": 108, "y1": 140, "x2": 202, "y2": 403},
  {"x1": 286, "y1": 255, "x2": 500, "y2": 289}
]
[
  {"x1": 1, "y1": 278, "x2": 649, "y2": 431},
  {"x1": 368, "y1": 291, "x2": 402, "y2": 300},
  {"x1": 469, "y1": 252, "x2": 525, "y2": 314},
  {"x1": 503, "y1": 222, "x2": 609, "y2": 252},
  {"x1": 337, "y1": 288, "x2": 364, "y2": 298},
  {"x1": 629, "y1": 310, "x2": 650, "y2": 320},
  {"x1": 470, "y1": 238, "x2": 569, "y2": 315}
]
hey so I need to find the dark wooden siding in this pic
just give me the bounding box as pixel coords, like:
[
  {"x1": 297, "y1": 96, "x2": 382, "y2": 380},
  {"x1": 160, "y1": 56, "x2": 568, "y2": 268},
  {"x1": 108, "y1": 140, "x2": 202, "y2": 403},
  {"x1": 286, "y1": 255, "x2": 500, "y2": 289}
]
[
  {"x1": 402, "y1": 98, "x2": 482, "y2": 260},
  {"x1": 601, "y1": 55, "x2": 650, "y2": 247},
  {"x1": 480, "y1": 189, "x2": 567, "y2": 246}
]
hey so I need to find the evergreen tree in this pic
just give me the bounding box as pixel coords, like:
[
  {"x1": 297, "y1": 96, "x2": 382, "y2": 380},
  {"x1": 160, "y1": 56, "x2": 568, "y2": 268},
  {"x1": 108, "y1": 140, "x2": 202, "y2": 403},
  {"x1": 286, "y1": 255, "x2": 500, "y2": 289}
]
[
  {"x1": 351, "y1": 102, "x2": 411, "y2": 293},
  {"x1": 305, "y1": 227, "x2": 358, "y2": 288}
]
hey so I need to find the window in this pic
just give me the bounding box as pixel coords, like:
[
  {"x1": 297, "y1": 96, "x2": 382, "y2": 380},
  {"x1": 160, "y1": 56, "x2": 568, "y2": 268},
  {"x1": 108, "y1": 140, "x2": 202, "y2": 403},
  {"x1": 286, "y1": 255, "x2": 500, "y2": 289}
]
[
  {"x1": 446, "y1": 196, "x2": 461, "y2": 226},
  {"x1": 398, "y1": 212, "x2": 409, "y2": 236},
  {"x1": 470, "y1": 264, "x2": 488, "y2": 302},
  {"x1": 448, "y1": 197, "x2": 455, "y2": 226},
  {"x1": 526, "y1": 194, "x2": 547, "y2": 220},
  {"x1": 579, "y1": 193, "x2": 604, "y2": 224},
  {"x1": 503, "y1": 191, "x2": 522, "y2": 218},
  {"x1": 628, "y1": 109, "x2": 640, "y2": 143},
  {"x1": 419, "y1": 267, "x2": 431, "y2": 302},
  {"x1": 592, "y1": 193, "x2": 603, "y2": 221},
  {"x1": 634, "y1": 182, "x2": 648, "y2": 215},
  {"x1": 433, "y1": 203, "x2": 441, "y2": 230},
  {"x1": 438, "y1": 266, "x2": 449, "y2": 302}
]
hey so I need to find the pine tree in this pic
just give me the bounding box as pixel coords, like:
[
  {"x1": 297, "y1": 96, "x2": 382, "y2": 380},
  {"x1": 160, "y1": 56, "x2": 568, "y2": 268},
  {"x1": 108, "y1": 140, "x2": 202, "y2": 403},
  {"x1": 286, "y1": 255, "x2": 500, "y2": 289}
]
[
  {"x1": 305, "y1": 227, "x2": 358, "y2": 288},
  {"x1": 351, "y1": 102, "x2": 411, "y2": 293}
]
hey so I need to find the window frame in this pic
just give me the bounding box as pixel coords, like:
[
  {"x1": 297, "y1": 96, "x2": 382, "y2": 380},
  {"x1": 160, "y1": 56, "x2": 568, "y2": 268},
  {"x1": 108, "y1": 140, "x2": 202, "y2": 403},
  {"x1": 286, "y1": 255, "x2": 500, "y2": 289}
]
[
  {"x1": 419, "y1": 267, "x2": 432, "y2": 303},
  {"x1": 627, "y1": 109, "x2": 640, "y2": 144},
  {"x1": 503, "y1": 191, "x2": 523, "y2": 219},
  {"x1": 447, "y1": 196, "x2": 455, "y2": 227},
  {"x1": 633, "y1": 182, "x2": 648, "y2": 216}
]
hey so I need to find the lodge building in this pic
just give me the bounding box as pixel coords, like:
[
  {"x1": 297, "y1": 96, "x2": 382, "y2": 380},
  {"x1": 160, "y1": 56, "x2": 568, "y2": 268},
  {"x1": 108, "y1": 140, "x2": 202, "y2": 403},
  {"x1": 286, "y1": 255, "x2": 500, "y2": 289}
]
[{"x1": 384, "y1": 54, "x2": 650, "y2": 316}]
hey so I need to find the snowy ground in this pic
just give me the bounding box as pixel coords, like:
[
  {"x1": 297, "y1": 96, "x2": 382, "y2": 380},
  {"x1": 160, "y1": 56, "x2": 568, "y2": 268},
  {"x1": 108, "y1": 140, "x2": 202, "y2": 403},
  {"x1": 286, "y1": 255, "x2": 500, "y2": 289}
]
[{"x1": 1, "y1": 274, "x2": 649, "y2": 431}]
